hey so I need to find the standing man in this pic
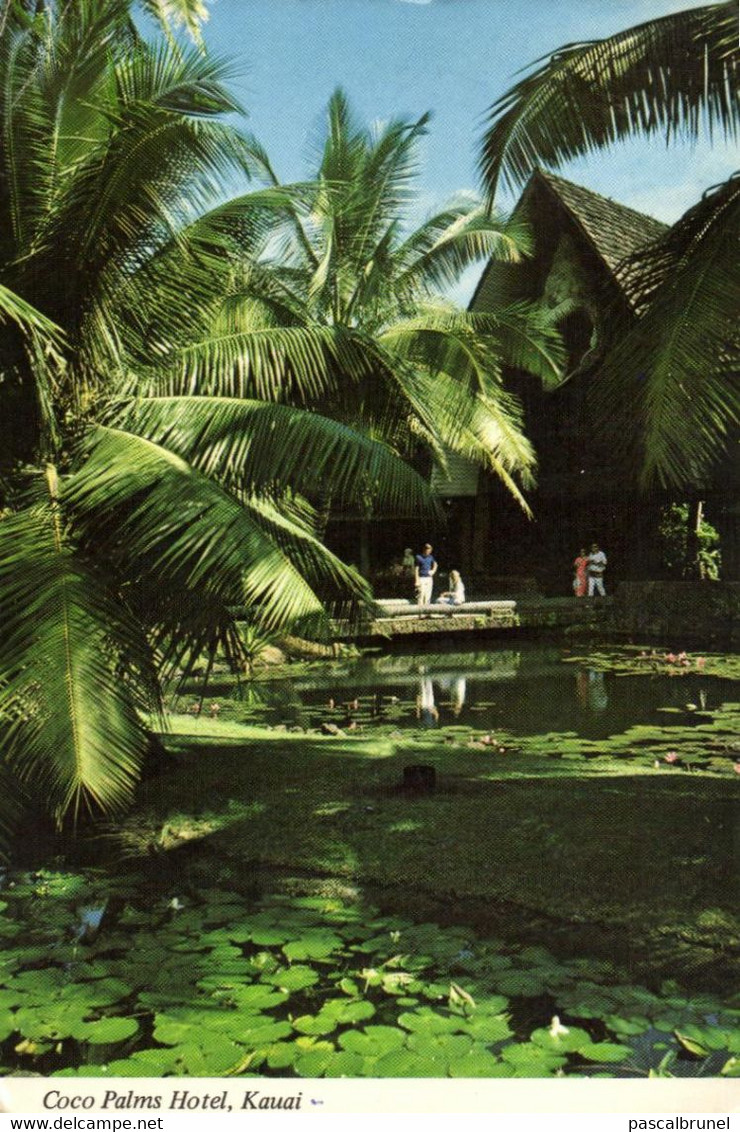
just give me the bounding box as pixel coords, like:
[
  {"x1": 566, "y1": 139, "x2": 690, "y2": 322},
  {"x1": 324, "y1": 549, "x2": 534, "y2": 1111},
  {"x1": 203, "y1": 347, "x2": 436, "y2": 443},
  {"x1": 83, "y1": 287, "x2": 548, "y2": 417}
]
[
  {"x1": 587, "y1": 542, "x2": 607, "y2": 597},
  {"x1": 414, "y1": 542, "x2": 438, "y2": 605}
]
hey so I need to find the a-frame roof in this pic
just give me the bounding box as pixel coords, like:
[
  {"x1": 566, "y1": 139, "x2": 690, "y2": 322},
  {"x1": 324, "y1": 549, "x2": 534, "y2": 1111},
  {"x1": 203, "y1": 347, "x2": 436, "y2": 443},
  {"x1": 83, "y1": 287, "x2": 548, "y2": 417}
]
[
  {"x1": 470, "y1": 168, "x2": 670, "y2": 313},
  {"x1": 533, "y1": 169, "x2": 669, "y2": 276}
]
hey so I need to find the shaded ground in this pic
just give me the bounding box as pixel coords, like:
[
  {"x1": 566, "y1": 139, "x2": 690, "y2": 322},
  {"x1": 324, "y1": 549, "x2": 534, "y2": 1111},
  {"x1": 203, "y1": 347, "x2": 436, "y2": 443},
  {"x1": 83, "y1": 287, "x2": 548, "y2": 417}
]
[{"x1": 118, "y1": 721, "x2": 739, "y2": 990}]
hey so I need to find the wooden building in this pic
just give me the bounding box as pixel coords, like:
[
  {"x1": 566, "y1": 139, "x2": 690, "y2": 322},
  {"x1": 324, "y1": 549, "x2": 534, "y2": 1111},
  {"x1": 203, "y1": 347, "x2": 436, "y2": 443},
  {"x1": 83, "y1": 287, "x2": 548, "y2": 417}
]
[
  {"x1": 466, "y1": 169, "x2": 737, "y2": 593},
  {"x1": 327, "y1": 169, "x2": 738, "y2": 592}
]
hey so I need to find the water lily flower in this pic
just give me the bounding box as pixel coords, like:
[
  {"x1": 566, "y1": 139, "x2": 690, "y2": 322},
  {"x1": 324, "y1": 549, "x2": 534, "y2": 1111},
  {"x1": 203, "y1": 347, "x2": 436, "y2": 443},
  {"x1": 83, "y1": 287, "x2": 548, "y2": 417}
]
[
  {"x1": 209, "y1": 702, "x2": 221, "y2": 717},
  {"x1": 549, "y1": 1015, "x2": 569, "y2": 1037},
  {"x1": 189, "y1": 702, "x2": 201, "y2": 715},
  {"x1": 664, "y1": 751, "x2": 678, "y2": 764},
  {"x1": 168, "y1": 897, "x2": 184, "y2": 911},
  {"x1": 654, "y1": 759, "x2": 661, "y2": 769},
  {"x1": 733, "y1": 763, "x2": 740, "y2": 775},
  {"x1": 696, "y1": 657, "x2": 706, "y2": 668}
]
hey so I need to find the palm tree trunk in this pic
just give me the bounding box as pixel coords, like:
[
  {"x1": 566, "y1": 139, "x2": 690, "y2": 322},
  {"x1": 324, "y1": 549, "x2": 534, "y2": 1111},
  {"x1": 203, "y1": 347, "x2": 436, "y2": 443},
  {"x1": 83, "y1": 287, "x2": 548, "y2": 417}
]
[{"x1": 685, "y1": 500, "x2": 704, "y2": 579}]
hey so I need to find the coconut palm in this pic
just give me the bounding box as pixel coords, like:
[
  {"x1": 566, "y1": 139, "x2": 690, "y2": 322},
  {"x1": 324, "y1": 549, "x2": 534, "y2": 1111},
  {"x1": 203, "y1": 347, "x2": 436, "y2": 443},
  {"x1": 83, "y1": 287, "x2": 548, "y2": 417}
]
[
  {"x1": 0, "y1": 1, "x2": 431, "y2": 835},
  {"x1": 479, "y1": 0, "x2": 739, "y2": 489},
  {"x1": 207, "y1": 89, "x2": 565, "y2": 513},
  {"x1": 479, "y1": 1, "x2": 738, "y2": 198}
]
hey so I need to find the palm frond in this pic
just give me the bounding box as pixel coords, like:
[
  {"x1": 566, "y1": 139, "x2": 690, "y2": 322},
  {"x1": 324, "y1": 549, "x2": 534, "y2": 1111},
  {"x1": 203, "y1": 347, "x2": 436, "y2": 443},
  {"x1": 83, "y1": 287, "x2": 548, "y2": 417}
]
[
  {"x1": 480, "y1": 1, "x2": 739, "y2": 197},
  {"x1": 465, "y1": 304, "x2": 566, "y2": 388},
  {"x1": 380, "y1": 319, "x2": 537, "y2": 490},
  {"x1": 592, "y1": 173, "x2": 740, "y2": 488},
  {"x1": 394, "y1": 207, "x2": 530, "y2": 294},
  {"x1": 0, "y1": 282, "x2": 63, "y2": 341},
  {"x1": 165, "y1": 324, "x2": 377, "y2": 403},
  {"x1": 114, "y1": 395, "x2": 433, "y2": 512},
  {"x1": 0, "y1": 466, "x2": 157, "y2": 826},
  {"x1": 140, "y1": 0, "x2": 211, "y2": 49},
  {"x1": 66, "y1": 426, "x2": 373, "y2": 631}
]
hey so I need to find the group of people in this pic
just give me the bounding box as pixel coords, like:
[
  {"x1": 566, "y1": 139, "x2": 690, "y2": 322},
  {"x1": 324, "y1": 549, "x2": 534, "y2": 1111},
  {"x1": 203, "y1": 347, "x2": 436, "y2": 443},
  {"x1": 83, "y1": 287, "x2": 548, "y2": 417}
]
[
  {"x1": 572, "y1": 543, "x2": 607, "y2": 597},
  {"x1": 401, "y1": 539, "x2": 607, "y2": 602},
  {"x1": 402, "y1": 543, "x2": 465, "y2": 606}
]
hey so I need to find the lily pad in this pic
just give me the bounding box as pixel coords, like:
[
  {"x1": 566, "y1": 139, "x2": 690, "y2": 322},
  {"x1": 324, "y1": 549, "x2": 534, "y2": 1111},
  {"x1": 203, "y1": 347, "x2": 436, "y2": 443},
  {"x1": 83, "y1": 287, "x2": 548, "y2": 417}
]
[
  {"x1": 320, "y1": 998, "x2": 376, "y2": 1025},
  {"x1": 604, "y1": 1015, "x2": 651, "y2": 1036},
  {"x1": 462, "y1": 1014, "x2": 514, "y2": 1043},
  {"x1": 292, "y1": 1013, "x2": 338, "y2": 1037},
  {"x1": 372, "y1": 1049, "x2": 440, "y2": 1077},
  {"x1": 292, "y1": 1041, "x2": 335, "y2": 1077},
  {"x1": 449, "y1": 1051, "x2": 514, "y2": 1077},
  {"x1": 237, "y1": 1020, "x2": 293, "y2": 1047},
  {"x1": 406, "y1": 1031, "x2": 474, "y2": 1062},
  {"x1": 84, "y1": 1016, "x2": 139, "y2": 1045},
  {"x1": 323, "y1": 1050, "x2": 364, "y2": 1077},
  {"x1": 338, "y1": 1026, "x2": 405, "y2": 1058},
  {"x1": 283, "y1": 930, "x2": 343, "y2": 960},
  {"x1": 262, "y1": 965, "x2": 319, "y2": 991},
  {"x1": 397, "y1": 1009, "x2": 462, "y2": 1036},
  {"x1": 501, "y1": 1043, "x2": 567, "y2": 1076}
]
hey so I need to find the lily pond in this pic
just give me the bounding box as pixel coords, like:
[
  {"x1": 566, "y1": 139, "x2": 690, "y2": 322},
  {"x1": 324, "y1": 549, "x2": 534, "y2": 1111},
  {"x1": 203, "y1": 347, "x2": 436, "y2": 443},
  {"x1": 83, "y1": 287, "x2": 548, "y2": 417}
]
[{"x1": 4, "y1": 644, "x2": 740, "y2": 1080}]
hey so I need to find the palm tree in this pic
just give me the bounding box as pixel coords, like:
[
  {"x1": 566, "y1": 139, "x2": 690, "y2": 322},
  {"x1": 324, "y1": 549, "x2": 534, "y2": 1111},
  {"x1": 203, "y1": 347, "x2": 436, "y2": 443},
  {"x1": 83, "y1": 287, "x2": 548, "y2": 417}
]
[
  {"x1": 219, "y1": 89, "x2": 564, "y2": 515},
  {"x1": 479, "y1": 0, "x2": 739, "y2": 490},
  {"x1": 0, "y1": 1, "x2": 431, "y2": 836}
]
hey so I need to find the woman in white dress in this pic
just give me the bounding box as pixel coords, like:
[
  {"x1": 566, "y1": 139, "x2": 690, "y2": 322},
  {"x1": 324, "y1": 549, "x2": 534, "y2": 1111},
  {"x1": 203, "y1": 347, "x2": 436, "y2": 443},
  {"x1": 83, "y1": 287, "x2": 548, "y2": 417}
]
[{"x1": 437, "y1": 569, "x2": 466, "y2": 605}]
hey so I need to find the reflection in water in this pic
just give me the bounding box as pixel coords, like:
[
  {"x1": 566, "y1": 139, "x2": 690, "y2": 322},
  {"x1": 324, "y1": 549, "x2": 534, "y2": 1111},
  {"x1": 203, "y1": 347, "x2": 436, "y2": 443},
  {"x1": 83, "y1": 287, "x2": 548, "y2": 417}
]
[
  {"x1": 415, "y1": 671, "x2": 468, "y2": 728},
  {"x1": 575, "y1": 668, "x2": 609, "y2": 713},
  {"x1": 438, "y1": 674, "x2": 467, "y2": 716},
  {"x1": 226, "y1": 643, "x2": 739, "y2": 741},
  {"x1": 416, "y1": 673, "x2": 439, "y2": 726}
]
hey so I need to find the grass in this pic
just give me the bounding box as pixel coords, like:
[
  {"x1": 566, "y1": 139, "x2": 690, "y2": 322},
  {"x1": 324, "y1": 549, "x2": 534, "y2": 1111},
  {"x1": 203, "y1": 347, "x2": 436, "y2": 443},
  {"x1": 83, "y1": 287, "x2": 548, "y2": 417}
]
[{"x1": 122, "y1": 719, "x2": 739, "y2": 982}]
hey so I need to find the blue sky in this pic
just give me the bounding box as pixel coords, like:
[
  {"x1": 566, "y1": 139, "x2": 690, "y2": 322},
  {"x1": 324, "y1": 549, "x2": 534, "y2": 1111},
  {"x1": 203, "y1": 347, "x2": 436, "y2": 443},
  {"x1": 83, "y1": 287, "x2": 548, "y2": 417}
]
[{"x1": 200, "y1": 0, "x2": 737, "y2": 294}]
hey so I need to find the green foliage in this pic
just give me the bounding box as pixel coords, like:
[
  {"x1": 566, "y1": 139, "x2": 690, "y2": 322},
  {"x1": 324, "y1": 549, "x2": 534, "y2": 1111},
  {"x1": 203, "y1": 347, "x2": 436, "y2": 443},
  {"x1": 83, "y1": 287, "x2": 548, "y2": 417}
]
[
  {"x1": 0, "y1": 874, "x2": 736, "y2": 1079},
  {"x1": 0, "y1": 5, "x2": 562, "y2": 840},
  {"x1": 236, "y1": 87, "x2": 564, "y2": 514},
  {"x1": 480, "y1": 2, "x2": 738, "y2": 198},
  {"x1": 658, "y1": 503, "x2": 721, "y2": 580},
  {"x1": 0, "y1": 1, "x2": 447, "y2": 839},
  {"x1": 479, "y1": 1, "x2": 740, "y2": 490}
]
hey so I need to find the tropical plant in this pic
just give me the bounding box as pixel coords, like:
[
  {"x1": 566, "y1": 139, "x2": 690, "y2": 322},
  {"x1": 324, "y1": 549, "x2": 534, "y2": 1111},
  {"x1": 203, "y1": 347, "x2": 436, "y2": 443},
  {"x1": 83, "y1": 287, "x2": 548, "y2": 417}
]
[
  {"x1": 658, "y1": 502, "x2": 721, "y2": 580},
  {"x1": 225, "y1": 88, "x2": 565, "y2": 514},
  {"x1": 479, "y1": 0, "x2": 740, "y2": 490},
  {"x1": 0, "y1": 1, "x2": 432, "y2": 835}
]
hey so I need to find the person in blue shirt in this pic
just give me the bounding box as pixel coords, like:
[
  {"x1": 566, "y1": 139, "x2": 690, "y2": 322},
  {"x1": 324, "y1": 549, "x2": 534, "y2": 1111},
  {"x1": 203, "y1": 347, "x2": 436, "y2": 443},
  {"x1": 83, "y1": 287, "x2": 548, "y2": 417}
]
[{"x1": 414, "y1": 543, "x2": 438, "y2": 605}]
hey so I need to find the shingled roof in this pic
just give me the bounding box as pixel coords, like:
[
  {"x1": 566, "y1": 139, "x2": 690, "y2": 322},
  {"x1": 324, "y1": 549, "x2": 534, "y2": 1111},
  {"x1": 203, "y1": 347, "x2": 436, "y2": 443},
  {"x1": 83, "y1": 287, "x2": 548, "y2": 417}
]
[{"x1": 534, "y1": 168, "x2": 669, "y2": 278}]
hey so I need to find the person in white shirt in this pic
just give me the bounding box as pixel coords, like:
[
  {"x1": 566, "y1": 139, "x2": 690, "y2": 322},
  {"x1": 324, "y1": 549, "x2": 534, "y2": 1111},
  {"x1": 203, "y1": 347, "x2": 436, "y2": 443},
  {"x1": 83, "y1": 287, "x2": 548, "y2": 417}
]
[
  {"x1": 437, "y1": 569, "x2": 466, "y2": 605},
  {"x1": 587, "y1": 543, "x2": 607, "y2": 597}
]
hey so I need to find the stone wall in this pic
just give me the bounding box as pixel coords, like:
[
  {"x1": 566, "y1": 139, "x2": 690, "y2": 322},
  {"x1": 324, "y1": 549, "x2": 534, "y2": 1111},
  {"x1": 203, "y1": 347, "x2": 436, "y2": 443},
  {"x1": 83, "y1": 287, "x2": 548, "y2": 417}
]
[{"x1": 612, "y1": 582, "x2": 740, "y2": 646}]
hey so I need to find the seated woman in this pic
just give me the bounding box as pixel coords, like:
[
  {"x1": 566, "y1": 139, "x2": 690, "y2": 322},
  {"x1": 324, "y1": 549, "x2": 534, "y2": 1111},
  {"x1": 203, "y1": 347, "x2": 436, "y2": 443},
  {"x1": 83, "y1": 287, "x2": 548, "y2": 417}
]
[{"x1": 437, "y1": 569, "x2": 466, "y2": 605}]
